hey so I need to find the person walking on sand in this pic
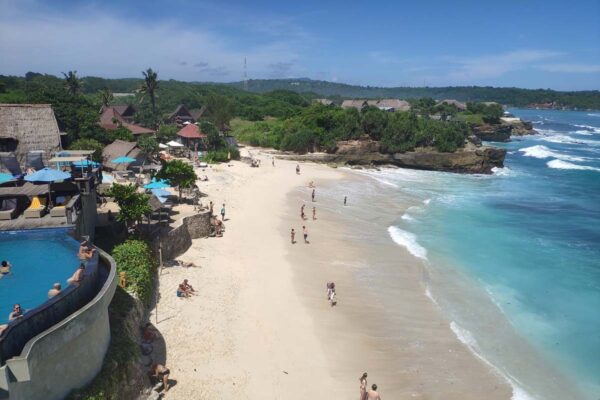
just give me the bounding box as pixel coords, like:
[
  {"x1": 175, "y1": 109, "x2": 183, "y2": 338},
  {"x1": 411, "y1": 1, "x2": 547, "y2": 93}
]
[
  {"x1": 221, "y1": 203, "x2": 226, "y2": 221},
  {"x1": 303, "y1": 225, "x2": 309, "y2": 243},
  {"x1": 272, "y1": 158, "x2": 275, "y2": 167},
  {"x1": 312, "y1": 188, "x2": 316, "y2": 202},
  {"x1": 296, "y1": 164, "x2": 300, "y2": 174},
  {"x1": 301, "y1": 204, "x2": 306, "y2": 220},
  {"x1": 312, "y1": 206, "x2": 316, "y2": 220},
  {"x1": 360, "y1": 372, "x2": 368, "y2": 400},
  {"x1": 367, "y1": 384, "x2": 381, "y2": 400},
  {"x1": 291, "y1": 228, "x2": 296, "y2": 244},
  {"x1": 344, "y1": 196, "x2": 347, "y2": 206}
]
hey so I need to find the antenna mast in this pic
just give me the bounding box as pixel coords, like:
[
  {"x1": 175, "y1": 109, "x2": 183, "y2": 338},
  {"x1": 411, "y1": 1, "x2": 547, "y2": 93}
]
[{"x1": 243, "y1": 57, "x2": 248, "y2": 91}]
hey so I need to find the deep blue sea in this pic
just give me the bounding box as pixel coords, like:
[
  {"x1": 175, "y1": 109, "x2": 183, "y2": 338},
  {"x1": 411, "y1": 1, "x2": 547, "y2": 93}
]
[{"x1": 359, "y1": 110, "x2": 599, "y2": 399}]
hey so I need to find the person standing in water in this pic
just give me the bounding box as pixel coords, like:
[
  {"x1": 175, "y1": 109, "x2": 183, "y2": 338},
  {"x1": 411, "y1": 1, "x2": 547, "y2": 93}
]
[
  {"x1": 302, "y1": 226, "x2": 308, "y2": 243},
  {"x1": 301, "y1": 204, "x2": 306, "y2": 220},
  {"x1": 311, "y1": 188, "x2": 316, "y2": 202},
  {"x1": 344, "y1": 196, "x2": 347, "y2": 206},
  {"x1": 291, "y1": 228, "x2": 296, "y2": 244},
  {"x1": 312, "y1": 207, "x2": 316, "y2": 220},
  {"x1": 367, "y1": 384, "x2": 381, "y2": 400}
]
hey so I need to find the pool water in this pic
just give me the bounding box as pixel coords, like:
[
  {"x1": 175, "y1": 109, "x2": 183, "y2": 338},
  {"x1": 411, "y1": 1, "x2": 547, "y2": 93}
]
[{"x1": 0, "y1": 229, "x2": 81, "y2": 323}]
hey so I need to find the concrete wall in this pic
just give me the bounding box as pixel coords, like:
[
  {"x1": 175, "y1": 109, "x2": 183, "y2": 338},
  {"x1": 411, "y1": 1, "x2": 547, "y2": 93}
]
[
  {"x1": 152, "y1": 211, "x2": 212, "y2": 261},
  {"x1": 0, "y1": 248, "x2": 117, "y2": 400}
]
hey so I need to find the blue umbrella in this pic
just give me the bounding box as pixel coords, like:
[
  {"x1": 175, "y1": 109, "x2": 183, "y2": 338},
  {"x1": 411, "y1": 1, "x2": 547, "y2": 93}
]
[
  {"x1": 144, "y1": 179, "x2": 171, "y2": 189},
  {"x1": 24, "y1": 168, "x2": 71, "y2": 182},
  {"x1": 111, "y1": 156, "x2": 136, "y2": 164},
  {"x1": 150, "y1": 188, "x2": 172, "y2": 197},
  {"x1": 0, "y1": 173, "x2": 14, "y2": 184},
  {"x1": 73, "y1": 160, "x2": 99, "y2": 168}
]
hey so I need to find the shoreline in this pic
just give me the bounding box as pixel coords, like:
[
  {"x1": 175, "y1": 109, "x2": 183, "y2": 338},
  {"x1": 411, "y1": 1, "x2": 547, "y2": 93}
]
[{"x1": 148, "y1": 149, "x2": 513, "y2": 398}]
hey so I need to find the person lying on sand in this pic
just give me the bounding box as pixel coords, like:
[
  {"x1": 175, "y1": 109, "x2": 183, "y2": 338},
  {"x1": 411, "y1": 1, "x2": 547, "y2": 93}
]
[
  {"x1": 67, "y1": 263, "x2": 85, "y2": 285},
  {"x1": 178, "y1": 260, "x2": 198, "y2": 268},
  {"x1": 149, "y1": 363, "x2": 170, "y2": 392}
]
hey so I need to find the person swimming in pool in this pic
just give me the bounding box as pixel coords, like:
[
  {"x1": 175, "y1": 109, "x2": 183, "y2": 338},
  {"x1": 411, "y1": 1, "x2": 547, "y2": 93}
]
[
  {"x1": 0, "y1": 260, "x2": 11, "y2": 275},
  {"x1": 8, "y1": 304, "x2": 24, "y2": 321}
]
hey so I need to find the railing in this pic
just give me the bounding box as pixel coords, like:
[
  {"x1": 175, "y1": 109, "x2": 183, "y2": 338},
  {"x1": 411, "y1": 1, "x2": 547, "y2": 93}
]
[{"x1": 0, "y1": 249, "x2": 108, "y2": 365}]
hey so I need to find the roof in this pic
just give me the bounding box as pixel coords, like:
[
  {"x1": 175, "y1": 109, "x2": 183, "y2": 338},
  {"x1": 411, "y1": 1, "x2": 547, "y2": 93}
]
[
  {"x1": 436, "y1": 99, "x2": 467, "y2": 110},
  {"x1": 341, "y1": 99, "x2": 411, "y2": 111},
  {"x1": 0, "y1": 182, "x2": 50, "y2": 197},
  {"x1": 48, "y1": 156, "x2": 86, "y2": 163},
  {"x1": 102, "y1": 140, "x2": 141, "y2": 170},
  {"x1": 189, "y1": 105, "x2": 207, "y2": 120},
  {"x1": 112, "y1": 104, "x2": 136, "y2": 116},
  {"x1": 177, "y1": 124, "x2": 206, "y2": 139},
  {"x1": 0, "y1": 104, "x2": 62, "y2": 164},
  {"x1": 168, "y1": 104, "x2": 194, "y2": 120},
  {"x1": 99, "y1": 106, "x2": 154, "y2": 135},
  {"x1": 341, "y1": 99, "x2": 367, "y2": 109}
]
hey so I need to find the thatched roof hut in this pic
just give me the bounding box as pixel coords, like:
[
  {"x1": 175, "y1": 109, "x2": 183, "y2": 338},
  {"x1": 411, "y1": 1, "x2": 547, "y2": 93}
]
[
  {"x1": 102, "y1": 139, "x2": 142, "y2": 171},
  {"x1": 99, "y1": 106, "x2": 154, "y2": 136},
  {"x1": 0, "y1": 104, "x2": 62, "y2": 165},
  {"x1": 167, "y1": 104, "x2": 195, "y2": 125},
  {"x1": 436, "y1": 99, "x2": 467, "y2": 110}
]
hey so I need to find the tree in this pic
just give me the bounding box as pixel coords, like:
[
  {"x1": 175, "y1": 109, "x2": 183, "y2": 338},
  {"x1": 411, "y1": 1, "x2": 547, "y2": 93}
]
[
  {"x1": 106, "y1": 126, "x2": 134, "y2": 142},
  {"x1": 98, "y1": 87, "x2": 113, "y2": 108},
  {"x1": 62, "y1": 70, "x2": 81, "y2": 95},
  {"x1": 140, "y1": 68, "x2": 159, "y2": 115},
  {"x1": 106, "y1": 184, "x2": 152, "y2": 228},
  {"x1": 137, "y1": 136, "x2": 159, "y2": 164},
  {"x1": 156, "y1": 159, "x2": 197, "y2": 200},
  {"x1": 200, "y1": 121, "x2": 224, "y2": 150},
  {"x1": 156, "y1": 124, "x2": 178, "y2": 142},
  {"x1": 69, "y1": 138, "x2": 104, "y2": 162},
  {"x1": 380, "y1": 112, "x2": 418, "y2": 153},
  {"x1": 206, "y1": 93, "x2": 234, "y2": 131},
  {"x1": 360, "y1": 106, "x2": 389, "y2": 140}
]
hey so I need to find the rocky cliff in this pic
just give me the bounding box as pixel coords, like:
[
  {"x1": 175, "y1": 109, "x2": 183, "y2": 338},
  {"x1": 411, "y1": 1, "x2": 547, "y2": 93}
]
[
  {"x1": 277, "y1": 139, "x2": 505, "y2": 174},
  {"x1": 472, "y1": 120, "x2": 538, "y2": 142}
]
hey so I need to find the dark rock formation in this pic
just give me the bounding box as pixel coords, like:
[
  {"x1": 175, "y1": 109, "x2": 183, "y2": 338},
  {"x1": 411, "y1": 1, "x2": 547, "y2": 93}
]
[
  {"x1": 276, "y1": 140, "x2": 505, "y2": 174},
  {"x1": 472, "y1": 123, "x2": 512, "y2": 142}
]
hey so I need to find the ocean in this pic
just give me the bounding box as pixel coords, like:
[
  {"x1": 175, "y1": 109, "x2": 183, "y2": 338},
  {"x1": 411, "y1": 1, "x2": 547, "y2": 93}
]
[{"x1": 323, "y1": 109, "x2": 599, "y2": 400}]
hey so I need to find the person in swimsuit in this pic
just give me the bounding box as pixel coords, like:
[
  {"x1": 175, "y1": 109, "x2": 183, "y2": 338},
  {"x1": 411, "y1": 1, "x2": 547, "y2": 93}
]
[
  {"x1": 311, "y1": 188, "x2": 315, "y2": 202},
  {"x1": 0, "y1": 260, "x2": 11, "y2": 275},
  {"x1": 177, "y1": 283, "x2": 191, "y2": 298},
  {"x1": 8, "y1": 304, "x2": 24, "y2": 321},
  {"x1": 221, "y1": 203, "x2": 226, "y2": 221},
  {"x1": 149, "y1": 363, "x2": 170, "y2": 392},
  {"x1": 344, "y1": 196, "x2": 347, "y2": 206},
  {"x1": 312, "y1": 207, "x2": 316, "y2": 220},
  {"x1": 67, "y1": 263, "x2": 85, "y2": 285},
  {"x1": 291, "y1": 228, "x2": 296, "y2": 244},
  {"x1": 296, "y1": 164, "x2": 300, "y2": 174},
  {"x1": 182, "y1": 279, "x2": 195, "y2": 294},
  {"x1": 48, "y1": 283, "x2": 61, "y2": 298},
  {"x1": 301, "y1": 204, "x2": 306, "y2": 220},
  {"x1": 359, "y1": 372, "x2": 368, "y2": 400},
  {"x1": 303, "y1": 226, "x2": 308, "y2": 244},
  {"x1": 367, "y1": 384, "x2": 381, "y2": 400},
  {"x1": 78, "y1": 241, "x2": 95, "y2": 260}
]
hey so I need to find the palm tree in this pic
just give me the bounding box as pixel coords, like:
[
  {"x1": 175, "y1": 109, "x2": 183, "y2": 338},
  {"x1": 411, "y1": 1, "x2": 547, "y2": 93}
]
[
  {"x1": 140, "y1": 68, "x2": 159, "y2": 114},
  {"x1": 98, "y1": 87, "x2": 113, "y2": 108},
  {"x1": 62, "y1": 70, "x2": 81, "y2": 95}
]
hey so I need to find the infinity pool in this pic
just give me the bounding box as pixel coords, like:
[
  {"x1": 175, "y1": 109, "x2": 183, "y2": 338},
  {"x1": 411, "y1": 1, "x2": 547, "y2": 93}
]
[{"x1": 0, "y1": 229, "x2": 80, "y2": 323}]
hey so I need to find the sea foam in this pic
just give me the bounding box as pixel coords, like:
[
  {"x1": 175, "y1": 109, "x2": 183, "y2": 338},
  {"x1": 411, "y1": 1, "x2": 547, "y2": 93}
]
[
  {"x1": 387, "y1": 226, "x2": 427, "y2": 260},
  {"x1": 547, "y1": 159, "x2": 600, "y2": 172},
  {"x1": 519, "y1": 145, "x2": 587, "y2": 162}
]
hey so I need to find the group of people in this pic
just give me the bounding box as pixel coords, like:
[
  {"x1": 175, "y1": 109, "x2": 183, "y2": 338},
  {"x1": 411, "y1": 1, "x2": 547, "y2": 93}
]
[
  {"x1": 360, "y1": 372, "x2": 382, "y2": 400},
  {"x1": 176, "y1": 279, "x2": 196, "y2": 298}
]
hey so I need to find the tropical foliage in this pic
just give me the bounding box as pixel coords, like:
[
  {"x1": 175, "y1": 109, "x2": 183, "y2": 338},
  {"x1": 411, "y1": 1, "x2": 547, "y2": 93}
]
[
  {"x1": 156, "y1": 159, "x2": 197, "y2": 199},
  {"x1": 105, "y1": 184, "x2": 152, "y2": 227},
  {"x1": 111, "y1": 239, "x2": 155, "y2": 303}
]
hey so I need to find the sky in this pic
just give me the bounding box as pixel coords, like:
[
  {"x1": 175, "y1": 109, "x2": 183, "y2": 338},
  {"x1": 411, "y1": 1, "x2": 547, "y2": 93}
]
[{"x1": 0, "y1": 0, "x2": 599, "y2": 90}]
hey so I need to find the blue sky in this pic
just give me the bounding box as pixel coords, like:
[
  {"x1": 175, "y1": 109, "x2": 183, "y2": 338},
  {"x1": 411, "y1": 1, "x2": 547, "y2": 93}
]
[{"x1": 0, "y1": 0, "x2": 599, "y2": 90}]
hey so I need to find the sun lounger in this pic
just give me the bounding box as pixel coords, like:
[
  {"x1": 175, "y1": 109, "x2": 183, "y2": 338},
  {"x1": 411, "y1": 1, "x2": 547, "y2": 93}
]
[
  {"x1": 26, "y1": 151, "x2": 45, "y2": 171},
  {"x1": 50, "y1": 195, "x2": 71, "y2": 217},
  {"x1": 24, "y1": 196, "x2": 47, "y2": 218},
  {"x1": 0, "y1": 198, "x2": 18, "y2": 220}
]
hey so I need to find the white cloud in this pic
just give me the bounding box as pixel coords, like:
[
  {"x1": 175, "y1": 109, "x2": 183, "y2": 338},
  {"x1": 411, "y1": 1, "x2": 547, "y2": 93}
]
[
  {"x1": 536, "y1": 63, "x2": 600, "y2": 73},
  {"x1": 0, "y1": 0, "x2": 305, "y2": 81}
]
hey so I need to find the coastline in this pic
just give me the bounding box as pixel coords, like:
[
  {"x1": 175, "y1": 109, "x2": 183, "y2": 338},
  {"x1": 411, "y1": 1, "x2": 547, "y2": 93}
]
[{"x1": 149, "y1": 149, "x2": 513, "y2": 399}]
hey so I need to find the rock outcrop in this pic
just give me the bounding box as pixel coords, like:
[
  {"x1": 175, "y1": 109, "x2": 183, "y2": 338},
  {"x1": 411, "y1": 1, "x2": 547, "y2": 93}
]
[
  {"x1": 277, "y1": 140, "x2": 505, "y2": 174},
  {"x1": 472, "y1": 120, "x2": 538, "y2": 142}
]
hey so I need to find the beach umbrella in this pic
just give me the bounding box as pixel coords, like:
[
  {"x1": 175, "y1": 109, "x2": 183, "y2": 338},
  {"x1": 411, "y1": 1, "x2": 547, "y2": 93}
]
[
  {"x1": 144, "y1": 179, "x2": 171, "y2": 189},
  {"x1": 0, "y1": 173, "x2": 14, "y2": 184},
  {"x1": 166, "y1": 140, "x2": 184, "y2": 147},
  {"x1": 111, "y1": 156, "x2": 137, "y2": 164},
  {"x1": 159, "y1": 143, "x2": 169, "y2": 149},
  {"x1": 24, "y1": 168, "x2": 71, "y2": 182}
]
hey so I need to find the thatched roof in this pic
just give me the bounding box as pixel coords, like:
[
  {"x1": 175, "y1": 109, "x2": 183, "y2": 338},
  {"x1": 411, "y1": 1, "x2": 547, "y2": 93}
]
[
  {"x1": 0, "y1": 104, "x2": 62, "y2": 164},
  {"x1": 167, "y1": 104, "x2": 194, "y2": 122},
  {"x1": 341, "y1": 99, "x2": 367, "y2": 109},
  {"x1": 190, "y1": 105, "x2": 207, "y2": 121},
  {"x1": 102, "y1": 139, "x2": 142, "y2": 171},
  {"x1": 436, "y1": 99, "x2": 467, "y2": 110},
  {"x1": 99, "y1": 106, "x2": 154, "y2": 135}
]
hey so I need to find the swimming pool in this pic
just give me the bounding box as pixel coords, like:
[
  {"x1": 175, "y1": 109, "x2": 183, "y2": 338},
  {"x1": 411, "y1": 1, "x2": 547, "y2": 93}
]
[{"x1": 0, "y1": 228, "x2": 80, "y2": 323}]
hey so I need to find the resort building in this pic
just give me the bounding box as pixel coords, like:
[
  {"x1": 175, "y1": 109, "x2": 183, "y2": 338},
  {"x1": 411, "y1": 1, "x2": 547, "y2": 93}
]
[
  {"x1": 435, "y1": 99, "x2": 467, "y2": 110},
  {"x1": 0, "y1": 104, "x2": 62, "y2": 165},
  {"x1": 176, "y1": 123, "x2": 207, "y2": 149},
  {"x1": 341, "y1": 99, "x2": 411, "y2": 112},
  {"x1": 166, "y1": 104, "x2": 195, "y2": 126},
  {"x1": 99, "y1": 105, "x2": 154, "y2": 136},
  {"x1": 102, "y1": 139, "x2": 142, "y2": 171}
]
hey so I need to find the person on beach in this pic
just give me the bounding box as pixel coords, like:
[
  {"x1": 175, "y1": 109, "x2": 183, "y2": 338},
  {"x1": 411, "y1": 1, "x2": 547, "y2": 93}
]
[
  {"x1": 312, "y1": 188, "x2": 316, "y2": 202},
  {"x1": 149, "y1": 363, "x2": 170, "y2": 392},
  {"x1": 48, "y1": 283, "x2": 61, "y2": 298},
  {"x1": 209, "y1": 201, "x2": 214, "y2": 216},
  {"x1": 291, "y1": 228, "x2": 296, "y2": 244},
  {"x1": 326, "y1": 282, "x2": 337, "y2": 306},
  {"x1": 182, "y1": 279, "x2": 196, "y2": 294},
  {"x1": 301, "y1": 204, "x2": 306, "y2": 220},
  {"x1": 303, "y1": 225, "x2": 309, "y2": 243},
  {"x1": 344, "y1": 196, "x2": 347, "y2": 206},
  {"x1": 0, "y1": 260, "x2": 11, "y2": 275},
  {"x1": 8, "y1": 304, "x2": 24, "y2": 321},
  {"x1": 360, "y1": 372, "x2": 368, "y2": 400},
  {"x1": 177, "y1": 283, "x2": 191, "y2": 298},
  {"x1": 296, "y1": 164, "x2": 300, "y2": 174},
  {"x1": 308, "y1": 181, "x2": 315, "y2": 188},
  {"x1": 367, "y1": 384, "x2": 381, "y2": 400},
  {"x1": 272, "y1": 158, "x2": 275, "y2": 167},
  {"x1": 67, "y1": 263, "x2": 85, "y2": 285},
  {"x1": 312, "y1": 207, "x2": 316, "y2": 220},
  {"x1": 221, "y1": 203, "x2": 226, "y2": 221}
]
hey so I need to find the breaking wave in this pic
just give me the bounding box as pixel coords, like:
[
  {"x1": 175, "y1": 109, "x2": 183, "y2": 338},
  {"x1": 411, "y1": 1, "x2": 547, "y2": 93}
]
[
  {"x1": 387, "y1": 226, "x2": 428, "y2": 260},
  {"x1": 519, "y1": 145, "x2": 588, "y2": 162},
  {"x1": 547, "y1": 159, "x2": 600, "y2": 172}
]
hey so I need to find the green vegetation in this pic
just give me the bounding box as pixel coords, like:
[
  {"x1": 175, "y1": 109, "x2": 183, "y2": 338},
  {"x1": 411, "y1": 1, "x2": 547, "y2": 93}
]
[
  {"x1": 69, "y1": 138, "x2": 104, "y2": 162},
  {"x1": 112, "y1": 239, "x2": 156, "y2": 303},
  {"x1": 204, "y1": 148, "x2": 241, "y2": 163},
  {"x1": 156, "y1": 159, "x2": 197, "y2": 199},
  {"x1": 105, "y1": 184, "x2": 152, "y2": 228}
]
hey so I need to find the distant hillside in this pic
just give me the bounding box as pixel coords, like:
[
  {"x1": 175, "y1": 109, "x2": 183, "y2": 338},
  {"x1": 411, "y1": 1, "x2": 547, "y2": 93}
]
[{"x1": 227, "y1": 79, "x2": 600, "y2": 110}]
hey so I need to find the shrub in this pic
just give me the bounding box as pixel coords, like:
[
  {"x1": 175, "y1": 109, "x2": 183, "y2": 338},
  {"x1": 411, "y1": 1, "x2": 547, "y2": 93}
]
[
  {"x1": 111, "y1": 239, "x2": 155, "y2": 303},
  {"x1": 204, "y1": 147, "x2": 240, "y2": 163}
]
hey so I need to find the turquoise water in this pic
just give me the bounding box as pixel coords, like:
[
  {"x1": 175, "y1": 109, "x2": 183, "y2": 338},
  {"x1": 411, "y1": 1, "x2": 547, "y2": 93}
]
[
  {"x1": 372, "y1": 109, "x2": 600, "y2": 399},
  {"x1": 0, "y1": 229, "x2": 80, "y2": 323}
]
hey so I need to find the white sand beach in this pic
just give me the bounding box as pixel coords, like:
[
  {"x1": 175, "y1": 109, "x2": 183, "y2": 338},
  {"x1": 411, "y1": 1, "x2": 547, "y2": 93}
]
[{"x1": 149, "y1": 149, "x2": 511, "y2": 399}]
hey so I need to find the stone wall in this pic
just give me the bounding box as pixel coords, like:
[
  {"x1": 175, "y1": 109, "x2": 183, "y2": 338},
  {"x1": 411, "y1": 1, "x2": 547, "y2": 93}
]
[
  {"x1": 152, "y1": 211, "x2": 212, "y2": 261},
  {"x1": 0, "y1": 248, "x2": 117, "y2": 400}
]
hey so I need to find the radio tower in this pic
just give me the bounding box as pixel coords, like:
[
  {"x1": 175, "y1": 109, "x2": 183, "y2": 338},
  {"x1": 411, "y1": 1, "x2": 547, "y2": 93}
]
[{"x1": 243, "y1": 57, "x2": 248, "y2": 91}]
